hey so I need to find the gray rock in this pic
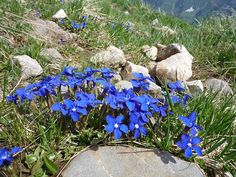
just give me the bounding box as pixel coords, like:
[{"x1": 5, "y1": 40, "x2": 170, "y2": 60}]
[
  {"x1": 153, "y1": 44, "x2": 193, "y2": 82},
  {"x1": 90, "y1": 46, "x2": 126, "y2": 69},
  {"x1": 40, "y1": 48, "x2": 64, "y2": 69},
  {"x1": 111, "y1": 73, "x2": 122, "y2": 83},
  {"x1": 186, "y1": 80, "x2": 204, "y2": 96},
  {"x1": 156, "y1": 43, "x2": 183, "y2": 61},
  {"x1": 204, "y1": 78, "x2": 233, "y2": 95},
  {"x1": 62, "y1": 146, "x2": 205, "y2": 177},
  {"x1": 115, "y1": 80, "x2": 133, "y2": 90},
  {"x1": 121, "y1": 61, "x2": 150, "y2": 80},
  {"x1": 52, "y1": 9, "x2": 67, "y2": 19},
  {"x1": 29, "y1": 18, "x2": 77, "y2": 44},
  {"x1": 13, "y1": 55, "x2": 43, "y2": 80},
  {"x1": 148, "y1": 81, "x2": 162, "y2": 94}
]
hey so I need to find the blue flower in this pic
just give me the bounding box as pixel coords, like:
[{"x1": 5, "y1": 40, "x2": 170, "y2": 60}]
[
  {"x1": 129, "y1": 118, "x2": 147, "y2": 139},
  {"x1": 16, "y1": 88, "x2": 34, "y2": 102},
  {"x1": 82, "y1": 15, "x2": 88, "y2": 20},
  {"x1": 156, "y1": 105, "x2": 168, "y2": 117},
  {"x1": 0, "y1": 147, "x2": 22, "y2": 167},
  {"x1": 135, "y1": 95, "x2": 159, "y2": 112},
  {"x1": 72, "y1": 21, "x2": 81, "y2": 29},
  {"x1": 168, "y1": 81, "x2": 185, "y2": 92},
  {"x1": 61, "y1": 66, "x2": 76, "y2": 76},
  {"x1": 104, "y1": 115, "x2": 129, "y2": 140},
  {"x1": 179, "y1": 112, "x2": 202, "y2": 135},
  {"x1": 6, "y1": 94, "x2": 18, "y2": 104},
  {"x1": 176, "y1": 134, "x2": 203, "y2": 158},
  {"x1": 81, "y1": 22, "x2": 86, "y2": 28},
  {"x1": 183, "y1": 94, "x2": 192, "y2": 105},
  {"x1": 100, "y1": 68, "x2": 114, "y2": 80},
  {"x1": 131, "y1": 73, "x2": 153, "y2": 91},
  {"x1": 75, "y1": 92, "x2": 102, "y2": 108}
]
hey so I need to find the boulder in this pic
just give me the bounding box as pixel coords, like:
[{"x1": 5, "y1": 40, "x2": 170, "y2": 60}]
[
  {"x1": 142, "y1": 46, "x2": 157, "y2": 60},
  {"x1": 52, "y1": 9, "x2": 67, "y2": 19},
  {"x1": 40, "y1": 48, "x2": 64, "y2": 69},
  {"x1": 115, "y1": 80, "x2": 133, "y2": 90},
  {"x1": 156, "y1": 43, "x2": 183, "y2": 61},
  {"x1": 204, "y1": 78, "x2": 233, "y2": 95},
  {"x1": 90, "y1": 46, "x2": 126, "y2": 69},
  {"x1": 186, "y1": 80, "x2": 204, "y2": 96},
  {"x1": 153, "y1": 44, "x2": 193, "y2": 82},
  {"x1": 62, "y1": 146, "x2": 205, "y2": 177},
  {"x1": 29, "y1": 18, "x2": 77, "y2": 44},
  {"x1": 13, "y1": 55, "x2": 43, "y2": 80},
  {"x1": 121, "y1": 61, "x2": 150, "y2": 80}
]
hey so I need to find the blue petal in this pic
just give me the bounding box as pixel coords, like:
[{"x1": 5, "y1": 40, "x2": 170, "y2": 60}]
[
  {"x1": 181, "y1": 134, "x2": 190, "y2": 142},
  {"x1": 188, "y1": 112, "x2": 196, "y2": 122},
  {"x1": 106, "y1": 115, "x2": 115, "y2": 124},
  {"x1": 61, "y1": 108, "x2": 68, "y2": 115},
  {"x1": 134, "y1": 129, "x2": 140, "y2": 139},
  {"x1": 190, "y1": 127, "x2": 197, "y2": 136},
  {"x1": 51, "y1": 103, "x2": 61, "y2": 111},
  {"x1": 70, "y1": 112, "x2": 80, "y2": 122},
  {"x1": 78, "y1": 108, "x2": 88, "y2": 115},
  {"x1": 130, "y1": 113, "x2": 138, "y2": 123},
  {"x1": 120, "y1": 124, "x2": 128, "y2": 134},
  {"x1": 192, "y1": 137, "x2": 201, "y2": 145},
  {"x1": 179, "y1": 116, "x2": 192, "y2": 127},
  {"x1": 114, "y1": 129, "x2": 122, "y2": 140},
  {"x1": 141, "y1": 104, "x2": 149, "y2": 112},
  {"x1": 116, "y1": 115, "x2": 124, "y2": 123},
  {"x1": 105, "y1": 124, "x2": 114, "y2": 133},
  {"x1": 129, "y1": 123, "x2": 135, "y2": 131},
  {"x1": 126, "y1": 101, "x2": 135, "y2": 111},
  {"x1": 176, "y1": 140, "x2": 188, "y2": 149},
  {"x1": 139, "y1": 127, "x2": 147, "y2": 136},
  {"x1": 184, "y1": 147, "x2": 193, "y2": 158},
  {"x1": 193, "y1": 146, "x2": 203, "y2": 156},
  {"x1": 64, "y1": 99, "x2": 74, "y2": 109},
  {"x1": 9, "y1": 147, "x2": 22, "y2": 155}
]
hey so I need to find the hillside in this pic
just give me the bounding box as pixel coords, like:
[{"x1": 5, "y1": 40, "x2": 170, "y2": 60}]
[
  {"x1": 144, "y1": 0, "x2": 236, "y2": 23},
  {"x1": 0, "y1": 0, "x2": 235, "y2": 176}
]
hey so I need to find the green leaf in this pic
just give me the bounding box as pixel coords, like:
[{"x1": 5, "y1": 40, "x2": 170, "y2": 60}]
[
  {"x1": 31, "y1": 160, "x2": 43, "y2": 175},
  {"x1": 42, "y1": 154, "x2": 58, "y2": 174},
  {"x1": 26, "y1": 154, "x2": 38, "y2": 168}
]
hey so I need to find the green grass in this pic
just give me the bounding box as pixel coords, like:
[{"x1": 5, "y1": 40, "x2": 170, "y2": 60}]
[{"x1": 0, "y1": 0, "x2": 235, "y2": 176}]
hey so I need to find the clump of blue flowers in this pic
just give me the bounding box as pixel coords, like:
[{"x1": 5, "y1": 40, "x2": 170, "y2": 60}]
[
  {"x1": 0, "y1": 147, "x2": 21, "y2": 167},
  {"x1": 6, "y1": 66, "x2": 203, "y2": 165}
]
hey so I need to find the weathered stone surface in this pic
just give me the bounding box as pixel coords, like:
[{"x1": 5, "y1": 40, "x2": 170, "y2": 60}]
[
  {"x1": 115, "y1": 80, "x2": 133, "y2": 90},
  {"x1": 156, "y1": 43, "x2": 183, "y2": 61},
  {"x1": 90, "y1": 46, "x2": 126, "y2": 69},
  {"x1": 111, "y1": 73, "x2": 122, "y2": 83},
  {"x1": 40, "y1": 48, "x2": 64, "y2": 69},
  {"x1": 204, "y1": 78, "x2": 233, "y2": 95},
  {"x1": 148, "y1": 81, "x2": 162, "y2": 94},
  {"x1": 62, "y1": 146, "x2": 205, "y2": 177},
  {"x1": 121, "y1": 61, "x2": 150, "y2": 80},
  {"x1": 142, "y1": 46, "x2": 157, "y2": 60},
  {"x1": 154, "y1": 44, "x2": 193, "y2": 82},
  {"x1": 52, "y1": 9, "x2": 67, "y2": 19},
  {"x1": 13, "y1": 55, "x2": 43, "y2": 80},
  {"x1": 29, "y1": 18, "x2": 76, "y2": 43},
  {"x1": 186, "y1": 80, "x2": 204, "y2": 96}
]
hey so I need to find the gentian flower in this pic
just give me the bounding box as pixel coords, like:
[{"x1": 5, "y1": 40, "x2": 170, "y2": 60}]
[
  {"x1": 100, "y1": 68, "x2": 114, "y2": 80},
  {"x1": 81, "y1": 22, "x2": 86, "y2": 28},
  {"x1": 168, "y1": 81, "x2": 185, "y2": 92},
  {"x1": 183, "y1": 94, "x2": 192, "y2": 105},
  {"x1": 6, "y1": 94, "x2": 17, "y2": 104},
  {"x1": 129, "y1": 118, "x2": 147, "y2": 139},
  {"x1": 0, "y1": 147, "x2": 22, "y2": 167},
  {"x1": 176, "y1": 134, "x2": 203, "y2": 158},
  {"x1": 16, "y1": 88, "x2": 34, "y2": 102},
  {"x1": 179, "y1": 112, "x2": 202, "y2": 135},
  {"x1": 72, "y1": 21, "x2": 81, "y2": 29},
  {"x1": 117, "y1": 89, "x2": 137, "y2": 111},
  {"x1": 75, "y1": 92, "x2": 102, "y2": 108},
  {"x1": 82, "y1": 15, "x2": 88, "y2": 20},
  {"x1": 131, "y1": 73, "x2": 153, "y2": 91},
  {"x1": 156, "y1": 105, "x2": 168, "y2": 117},
  {"x1": 104, "y1": 115, "x2": 128, "y2": 140},
  {"x1": 61, "y1": 66, "x2": 76, "y2": 76}
]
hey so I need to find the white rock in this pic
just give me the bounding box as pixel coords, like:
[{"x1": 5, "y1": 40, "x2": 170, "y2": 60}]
[
  {"x1": 148, "y1": 81, "x2": 162, "y2": 94},
  {"x1": 115, "y1": 80, "x2": 133, "y2": 90},
  {"x1": 151, "y1": 18, "x2": 159, "y2": 28},
  {"x1": 124, "y1": 11, "x2": 129, "y2": 15},
  {"x1": 121, "y1": 61, "x2": 150, "y2": 80},
  {"x1": 90, "y1": 45, "x2": 126, "y2": 69},
  {"x1": 13, "y1": 55, "x2": 43, "y2": 80},
  {"x1": 160, "y1": 26, "x2": 176, "y2": 36},
  {"x1": 52, "y1": 9, "x2": 68, "y2": 19},
  {"x1": 186, "y1": 80, "x2": 204, "y2": 96},
  {"x1": 154, "y1": 44, "x2": 193, "y2": 82},
  {"x1": 111, "y1": 73, "x2": 122, "y2": 83},
  {"x1": 29, "y1": 18, "x2": 76, "y2": 44},
  {"x1": 144, "y1": 46, "x2": 158, "y2": 60},
  {"x1": 40, "y1": 48, "x2": 64, "y2": 69},
  {"x1": 204, "y1": 78, "x2": 233, "y2": 95}
]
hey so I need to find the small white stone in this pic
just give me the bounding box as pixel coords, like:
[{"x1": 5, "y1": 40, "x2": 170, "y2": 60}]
[
  {"x1": 115, "y1": 80, "x2": 133, "y2": 90},
  {"x1": 145, "y1": 46, "x2": 157, "y2": 60},
  {"x1": 52, "y1": 9, "x2": 68, "y2": 19},
  {"x1": 186, "y1": 80, "x2": 204, "y2": 96}
]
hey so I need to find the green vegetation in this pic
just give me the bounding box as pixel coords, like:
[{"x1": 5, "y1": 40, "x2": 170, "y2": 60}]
[{"x1": 0, "y1": 0, "x2": 235, "y2": 176}]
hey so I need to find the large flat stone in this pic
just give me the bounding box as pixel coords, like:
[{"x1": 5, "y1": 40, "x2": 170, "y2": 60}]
[{"x1": 62, "y1": 146, "x2": 205, "y2": 177}]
